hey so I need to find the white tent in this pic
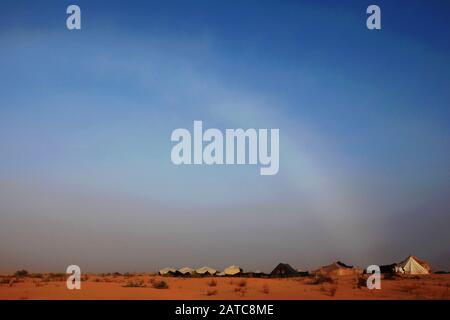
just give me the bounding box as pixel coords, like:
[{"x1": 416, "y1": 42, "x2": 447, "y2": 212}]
[
  {"x1": 195, "y1": 266, "x2": 217, "y2": 275},
  {"x1": 397, "y1": 256, "x2": 430, "y2": 275},
  {"x1": 178, "y1": 267, "x2": 195, "y2": 275},
  {"x1": 159, "y1": 267, "x2": 176, "y2": 275},
  {"x1": 224, "y1": 265, "x2": 242, "y2": 276}
]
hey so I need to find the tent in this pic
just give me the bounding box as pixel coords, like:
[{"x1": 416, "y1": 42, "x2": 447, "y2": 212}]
[
  {"x1": 397, "y1": 256, "x2": 430, "y2": 275},
  {"x1": 270, "y1": 263, "x2": 298, "y2": 277},
  {"x1": 159, "y1": 267, "x2": 177, "y2": 276},
  {"x1": 224, "y1": 265, "x2": 243, "y2": 276},
  {"x1": 195, "y1": 266, "x2": 217, "y2": 276},
  {"x1": 177, "y1": 267, "x2": 195, "y2": 276},
  {"x1": 315, "y1": 261, "x2": 362, "y2": 276}
]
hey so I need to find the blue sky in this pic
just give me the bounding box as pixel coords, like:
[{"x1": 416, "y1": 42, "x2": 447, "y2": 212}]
[{"x1": 0, "y1": 0, "x2": 449, "y2": 272}]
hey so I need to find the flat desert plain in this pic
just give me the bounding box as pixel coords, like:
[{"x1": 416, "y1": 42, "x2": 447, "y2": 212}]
[{"x1": 1, "y1": 274, "x2": 450, "y2": 300}]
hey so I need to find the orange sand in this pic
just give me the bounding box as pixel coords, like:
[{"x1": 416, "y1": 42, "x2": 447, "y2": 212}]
[{"x1": 1, "y1": 274, "x2": 449, "y2": 300}]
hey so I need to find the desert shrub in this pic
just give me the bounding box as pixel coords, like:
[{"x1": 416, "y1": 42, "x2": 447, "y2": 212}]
[
  {"x1": 206, "y1": 289, "x2": 218, "y2": 296},
  {"x1": 0, "y1": 277, "x2": 11, "y2": 284},
  {"x1": 320, "y1": 284, "x2": 338, "y2": 297},
  {"x1": 208, "y1": 279, "x2": 217, "y2": 287},
  {"x1": 29, "y1": 273, "x2": 43, "y2": 279},
  {"x1": 234, "y1": 286, "x2": 247, "y2": 296},
  {"x1": 237, "y1": 279, "x2": 247, "y2": 287},
  {"x1": 123, "y1": 279, "x2": 146, "y2": 288},
  {"x1": 356, "y1": 275, "x2": 367, "y2": 289},
  {"x1": 309, "y1": 274, "x2": 334, "y2": 285},
  {"x1": 262, "y1": 284, "x2": 270, "y2": 294},
  {"x1": 328, "y1": 285, "x2": 338, "y2": 297},
  {"x1": 14, "y1": 270, "x2": 29, "y2": 278},
  {"x1": 152, "y1": 280, "x2": 169, "y2": 289}
]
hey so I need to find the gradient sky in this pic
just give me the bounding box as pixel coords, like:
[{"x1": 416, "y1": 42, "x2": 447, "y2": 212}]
[{"x1": 0, "y1": 0, "x2": 449, "y2": 273}]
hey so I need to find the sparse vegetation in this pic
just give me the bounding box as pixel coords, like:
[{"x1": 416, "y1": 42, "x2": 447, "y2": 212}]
[
  {"x1": 206, "y1": 289, "x2": 218, "y2": 296},
  {"x1": 234, "y1": 286, "x2": 247, "y2": 296},
  {"x1": 151, "y1": 279, "x2": 169, "y2": 289},
  {"x1": 356, "y1": 275, "x2": 366, "y2": 289},
  {"x1": 14, "y1": 270, "x2": 29, "y2": 278},
  {"x1": 237, "y1": 279, "x2": 247, "y2": 287},
  {"x1": 320, "y1": 284, "x2": 338, "y2": 297},
  {"x1": 208, "y1": 279, "x2": 217, "y2": 287},
  {"x1": 123, "y1": 279, "x2": 146, "y2": 288}
]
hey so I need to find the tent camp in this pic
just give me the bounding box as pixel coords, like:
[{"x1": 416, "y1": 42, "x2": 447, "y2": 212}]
[
  {"x1": 195, "y1": 266, "x2": 217, "y2": 276},
  {"x1": 224, "y1": 265, "x2": 243, "y2": 276},
  {"x1": 397, "y1": 255, "x2": 430, "y2": 275},
  {"x1": 315, "y1": 261, "x2": 362, "y2": 277},
  {"x1": 270, "y1": 263, "x2": 298, "y2": 277},
  {"x1": 159, "y1": 267, "x2": 177, "y2": 276},
  {"x1": 177, "y1": 267, "x2": 195, "y2": 276}
]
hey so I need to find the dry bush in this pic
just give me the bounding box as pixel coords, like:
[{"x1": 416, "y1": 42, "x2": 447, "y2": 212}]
[
  {"x1": 320, "y1": 284, "x2": 338, "y2": 297},
  {"x1": 356, "y1": 275, "x2": 367, "y2": 289},
  {"x1": 208, "y1": 279, "x2": 217, "y2": 287},
  {"x1": 234, "y1": 286, "x2": 247, "y2": 296},
  {"x1": 237, "y1": 279, "x2": 247, "y2": 287},
  {"x1": 14, "y1": 270, "x2": 29, "y2": 278},
  {"x1": 206, "y1": 289, "x2": 218, "y2": 296},
  {"x1": 123, "y1": 279, "x2": 146, "y2": 288},
  {"x1": 262, "y1": 284, "x2": 270, "y2": 294},
  {"x1": 151, "y1": 280, "x2": 169, "y2": 289}
]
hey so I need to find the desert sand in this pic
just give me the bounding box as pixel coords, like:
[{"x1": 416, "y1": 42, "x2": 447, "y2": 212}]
[{"x1": 1, "y1": 273, "x2": 450, "y2": 300}]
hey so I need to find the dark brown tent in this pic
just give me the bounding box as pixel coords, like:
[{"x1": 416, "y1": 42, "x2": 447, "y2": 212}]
[
  {"x1": 379, "y1": 263, "x2": 396, "y2": 274},
  {"x1": 270, "y1": 263, "x2": 298, "y2": 277}
]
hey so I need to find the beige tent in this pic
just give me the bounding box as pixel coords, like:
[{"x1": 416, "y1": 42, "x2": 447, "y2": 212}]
[
  {"x1": 224, "y1": 265, "x2": 242, "y2": 276},
  {"x1": 159, "y1": 267, "x2": 176, "y2": 275},
  {"x1": 195, "y1": 266, "x2": 217, "y2": 275},
  {"x1": 177, "y1": 267, "x2": 195, "y2": 275},
  {"x1": 397, "y1": 256, "x2": 430, "y2": 275}
]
